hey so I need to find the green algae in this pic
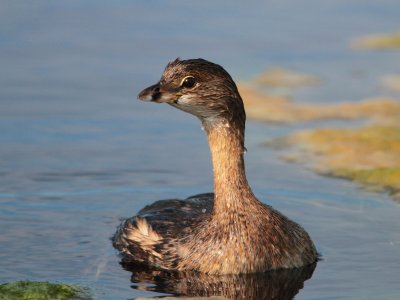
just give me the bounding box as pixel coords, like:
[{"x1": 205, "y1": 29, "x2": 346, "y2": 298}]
[
  {"x1": 352, "y1": 32, "x2": 400, "y2": 50},
  {"x1": 285, "y1": 126, "x2": 400, "y2": 201},
  {"x1": 0, "y1": 281, "x2": 91, "y2": 300},
  {"x1": 254, "y1": 67, "x2": 320, "y2": 87},
  {"x1": 239, "y1": 83, "x2": 400, "y2": 124},
  {"x1": 241, "y1": 59, "x2": 400, "y2": 202},
  {"x1": 382, "y1": 75, "x2": 400, "y2": 92},
  {"x1": 332, "y1": 167, "x2": 400, "y2": 196}
]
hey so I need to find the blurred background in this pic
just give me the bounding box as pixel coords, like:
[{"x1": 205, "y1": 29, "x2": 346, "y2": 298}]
[{"x1": 1, "y1": 1, "x2": 400, "y2": 299}]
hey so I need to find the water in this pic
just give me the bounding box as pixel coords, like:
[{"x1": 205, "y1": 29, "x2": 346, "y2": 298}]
[{"x1": 1, "y1": 1, "x2": 400, "y2": 299}]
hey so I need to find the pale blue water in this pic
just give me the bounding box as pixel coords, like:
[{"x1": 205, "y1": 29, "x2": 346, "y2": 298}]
[{"x1": 1, "y1": 1, "x2": 400, "y2": 299}]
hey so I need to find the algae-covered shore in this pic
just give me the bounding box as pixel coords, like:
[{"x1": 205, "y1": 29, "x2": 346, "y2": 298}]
[
  {"x1": 351, "y1": 32, "x2": 400, "y2": 50},
  {"x1": 239, "y1": 60, "x2": 400, "y2": 202},
  {"x1": 239, "y1": 83, "x2": 400, "y2": 124},
  {"x1": 0, "y1": 281, "x2": 91, "y2": 300},
  {"x1": 284, "y1": 126, "x2": 400, "y2": 201}
]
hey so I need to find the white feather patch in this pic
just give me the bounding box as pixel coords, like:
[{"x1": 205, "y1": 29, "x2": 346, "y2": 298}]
[{"x1": 124, "y1": 217, "x2": 162, "y2": 258}]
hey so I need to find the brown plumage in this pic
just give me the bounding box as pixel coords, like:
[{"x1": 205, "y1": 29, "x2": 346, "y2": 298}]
[{"x1": 113, "y1": 58, "x2": 318, "y2": 274}]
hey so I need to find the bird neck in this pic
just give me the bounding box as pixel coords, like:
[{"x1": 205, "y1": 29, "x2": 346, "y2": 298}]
[{"x1": 205, "y1": 120, "x2": 255, "y2": 216}]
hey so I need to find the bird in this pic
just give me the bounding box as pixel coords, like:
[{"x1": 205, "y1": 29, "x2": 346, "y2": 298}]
[{"x1": 113, "y1": 58, "x2": 317, "y2": 275}]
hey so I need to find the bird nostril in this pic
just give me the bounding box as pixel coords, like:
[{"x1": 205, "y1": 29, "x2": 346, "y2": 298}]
[
  {"x1": 152, "y1": 91, "x2": 161, "y2": 101},
  {"x1": 151, "y1": 85, "x2": 161, "y2": 101}
]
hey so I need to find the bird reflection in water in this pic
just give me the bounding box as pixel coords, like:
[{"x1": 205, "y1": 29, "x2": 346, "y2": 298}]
[{"x1": 121, "y1": 261, "x2": 316, "y2": 300}]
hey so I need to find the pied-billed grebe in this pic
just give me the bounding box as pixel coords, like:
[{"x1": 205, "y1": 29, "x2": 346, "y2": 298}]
[{"x1": 113, "y1": 58, "x2": 317, "y2": 275}]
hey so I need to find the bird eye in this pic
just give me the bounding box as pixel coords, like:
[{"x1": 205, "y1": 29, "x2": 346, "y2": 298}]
[{"x1": 180, "y1": 76, "x2": 196, "y2": 89}]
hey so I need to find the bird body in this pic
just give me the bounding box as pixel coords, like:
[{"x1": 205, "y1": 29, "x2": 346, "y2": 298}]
[{"x1": 113, "y1": 58, "x2": 317, "y2": 274}]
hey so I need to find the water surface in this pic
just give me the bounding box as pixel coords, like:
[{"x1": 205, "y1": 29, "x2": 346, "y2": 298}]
[{"x1": 1, "y1": 1, "x2": 400, "y2": 299}]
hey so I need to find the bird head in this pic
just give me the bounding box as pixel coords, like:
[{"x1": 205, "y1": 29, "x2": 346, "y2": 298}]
[{"x1": 138, "y1": 58, "x2": 245, "y2": 127}]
